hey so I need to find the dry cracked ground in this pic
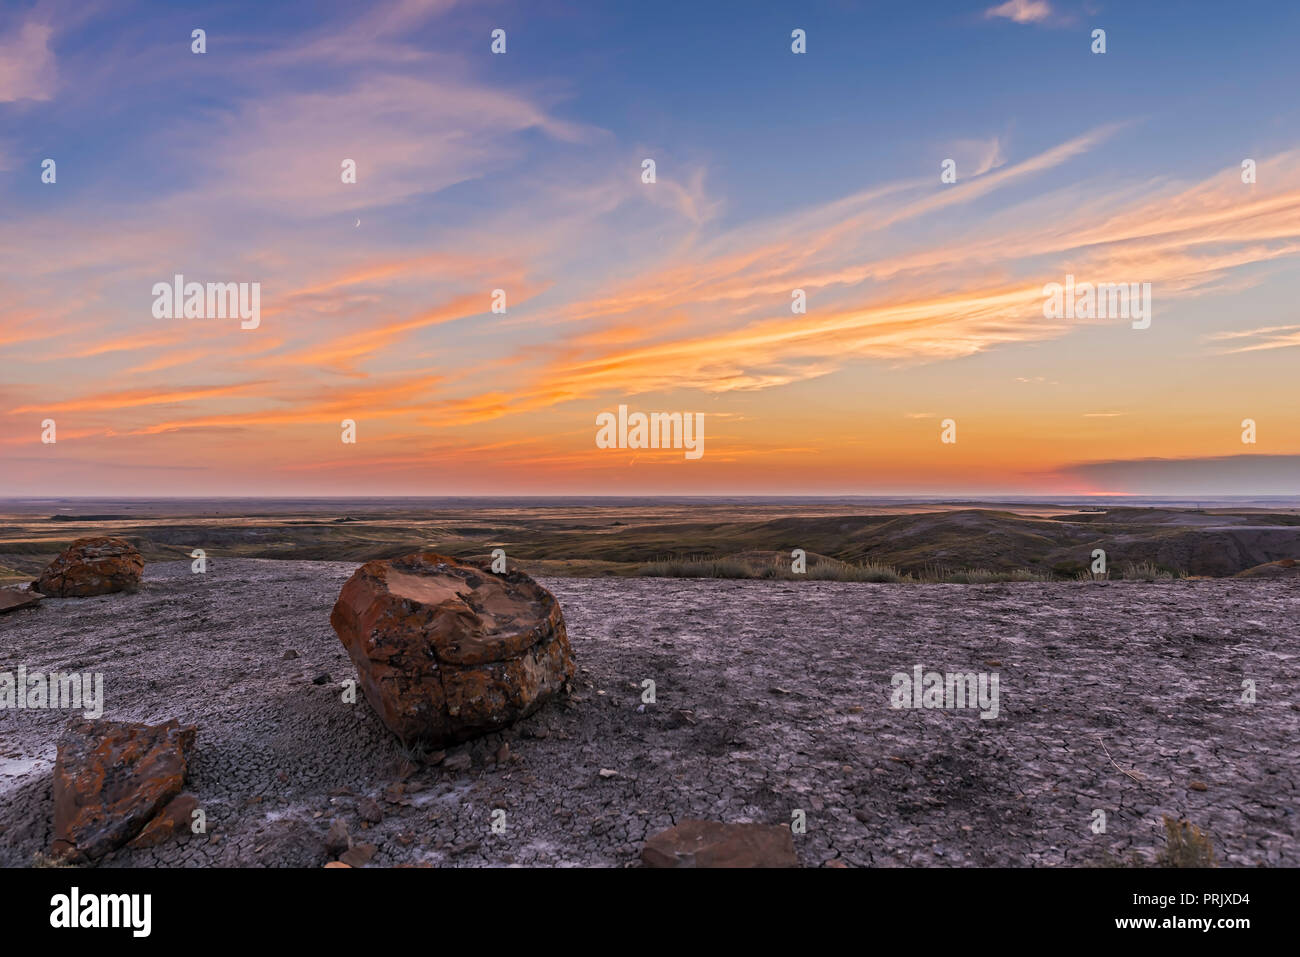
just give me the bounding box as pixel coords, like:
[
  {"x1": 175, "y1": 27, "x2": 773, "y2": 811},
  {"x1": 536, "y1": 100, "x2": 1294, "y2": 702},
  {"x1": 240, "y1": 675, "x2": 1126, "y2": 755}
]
[{"x1": 1, "y1": 559, "x2": 1296, "y2": 867}]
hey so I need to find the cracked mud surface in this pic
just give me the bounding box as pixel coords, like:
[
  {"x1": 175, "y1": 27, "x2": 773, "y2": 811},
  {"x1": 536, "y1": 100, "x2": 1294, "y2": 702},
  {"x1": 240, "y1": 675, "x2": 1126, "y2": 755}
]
[{"x1": 1, "y1": 559, "x2": 1296, "y2": 867}]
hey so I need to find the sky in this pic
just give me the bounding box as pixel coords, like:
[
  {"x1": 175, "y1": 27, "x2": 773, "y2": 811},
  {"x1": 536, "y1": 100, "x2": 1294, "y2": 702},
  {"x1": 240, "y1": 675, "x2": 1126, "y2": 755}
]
[{"x1": 1, "y1": 0, "x2": 1298, "y2": 497}]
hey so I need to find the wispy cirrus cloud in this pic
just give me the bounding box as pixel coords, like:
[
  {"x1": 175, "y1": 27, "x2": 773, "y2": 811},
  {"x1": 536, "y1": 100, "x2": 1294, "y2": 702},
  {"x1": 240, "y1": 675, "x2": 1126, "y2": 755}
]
[
  {"x1": 1206, "y1": 323, "x2": 1300, "y2": 353},
  {"x1": 54, "y1": 131, "x2": 1300, "y2": 450},
  {"x1": 984, "y1": 0, "x2": 1054, "y2": 25},
  {"x1": 7, "y1": 383, "x2": 265, "y2": 415},
  {"x1": 425, "y1": 137, "x2": 1300, "y2": 428}
]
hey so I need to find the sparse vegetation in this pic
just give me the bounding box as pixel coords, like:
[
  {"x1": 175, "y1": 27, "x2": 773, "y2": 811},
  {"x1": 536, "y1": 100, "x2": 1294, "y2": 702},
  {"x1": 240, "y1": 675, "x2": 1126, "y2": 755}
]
[
  {"x1": 1157, "y1": 816, "x2": 1217, "y2": 867},
  {"x1": 1121, "y1": 561, "x2": 1182, "y2": 581},
  {"x1": 1088, "y1": 816, "x2": 1220, "y2": 868},
  {"x1": 637, "y1": 557, "x2": 754, "y2": 579},
  {"x1": 805, "y1": 559, "x2": 905, "y2": 582},
  {"x1": 925, "y1": 566, "x2": 1053, "y2": 584},
  {"x1": 636, "y1": 555, "x2": 1054, "y2": 583},
  {"x1": 31, "y1": 851, "x2": 75, "y2": 868}
]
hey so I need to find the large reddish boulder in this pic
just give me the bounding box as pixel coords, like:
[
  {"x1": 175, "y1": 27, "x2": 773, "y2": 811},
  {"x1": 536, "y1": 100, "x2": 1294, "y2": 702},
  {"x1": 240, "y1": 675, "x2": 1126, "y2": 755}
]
[
  {"x1": 51, "y1": 718, "x2": 197, "y2": 862},
  {"x1": 641, "y1": 820, "x2": 799, "y2": 868},
  {"x1": 330, "y1": 552, "x2": 575, "y2": 746},
  {"x1": 36, "y1": 537, "x2": 144, "y2": 597}
]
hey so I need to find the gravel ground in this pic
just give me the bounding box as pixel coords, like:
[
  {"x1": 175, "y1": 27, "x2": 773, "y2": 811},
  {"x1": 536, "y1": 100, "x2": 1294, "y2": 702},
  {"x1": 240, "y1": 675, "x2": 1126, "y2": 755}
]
[{"x1": 0, "y1": 559, "x2": 1296, "y2": 867}]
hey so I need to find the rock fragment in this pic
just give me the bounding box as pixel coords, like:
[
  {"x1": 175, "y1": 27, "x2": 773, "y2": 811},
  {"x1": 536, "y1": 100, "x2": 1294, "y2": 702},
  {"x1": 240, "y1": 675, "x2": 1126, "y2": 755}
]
[
  {"x1": 0, "y1": 587, "x2": 43, "y2": 614},
  {"x1": 127, "y1": 793, "x2": 199, "y2": 848},
  {"x1": 641, "y1": 820, "x2": 798, "y2": 868},
  {"x1": 51, "y1": 718, "x2": 197, "y2": 862},
  {"x1": 324, "y1": 819, "x2": 351, "y2": 857},
  {"x1": 339, "y1": 843, "x2": 376, "y2": 868}
]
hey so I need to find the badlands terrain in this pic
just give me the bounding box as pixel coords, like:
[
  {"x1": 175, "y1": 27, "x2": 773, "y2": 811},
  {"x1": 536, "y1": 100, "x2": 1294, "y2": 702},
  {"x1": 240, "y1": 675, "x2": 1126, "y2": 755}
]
[
  {"x1": 1, "y1": 558, "x2": 1296, "y2": 867},
  {"x1": 3, "y1": 498, "x2": 1300, "y2": 584}
]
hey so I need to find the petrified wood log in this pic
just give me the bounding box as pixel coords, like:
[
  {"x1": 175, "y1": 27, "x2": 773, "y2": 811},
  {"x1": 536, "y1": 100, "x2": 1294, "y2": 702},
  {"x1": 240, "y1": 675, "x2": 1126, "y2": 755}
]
[
  {"x1": 330, "y1": 552, "x2": 575, "y2": 746},
  {"x1": 51, "y1": 718, "x2": 197, "y2": 862}
]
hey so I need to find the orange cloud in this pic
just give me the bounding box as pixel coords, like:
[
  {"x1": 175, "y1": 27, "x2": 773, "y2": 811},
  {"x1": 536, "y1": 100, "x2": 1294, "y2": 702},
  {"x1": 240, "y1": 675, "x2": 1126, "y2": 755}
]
[{"x1": 8, "y1": 382, "x2": 264, "y2": 415}]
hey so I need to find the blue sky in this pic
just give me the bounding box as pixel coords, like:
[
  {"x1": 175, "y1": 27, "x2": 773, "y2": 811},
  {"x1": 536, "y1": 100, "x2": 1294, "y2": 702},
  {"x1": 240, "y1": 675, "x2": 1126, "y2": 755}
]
[
  {"x1": 2, "y1": 0, "x2": 1299, "y2": 496},
  {"x1": 13, "y1": 1, "x2": 1300, "y2": 217}
]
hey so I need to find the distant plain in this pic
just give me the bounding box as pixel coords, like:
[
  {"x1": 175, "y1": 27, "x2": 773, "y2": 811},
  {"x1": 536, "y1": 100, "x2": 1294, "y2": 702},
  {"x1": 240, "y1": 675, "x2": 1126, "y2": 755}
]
[{"x1": 2, "y1": 498, "x2": 1298, "y2": 585}]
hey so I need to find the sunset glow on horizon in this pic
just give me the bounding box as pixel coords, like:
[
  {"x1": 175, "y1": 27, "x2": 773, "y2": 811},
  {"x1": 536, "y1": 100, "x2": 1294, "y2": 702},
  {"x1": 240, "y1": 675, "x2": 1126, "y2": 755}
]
[{"x1": 3, "y1": 1, "x2": 1298, "y2": 497}]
